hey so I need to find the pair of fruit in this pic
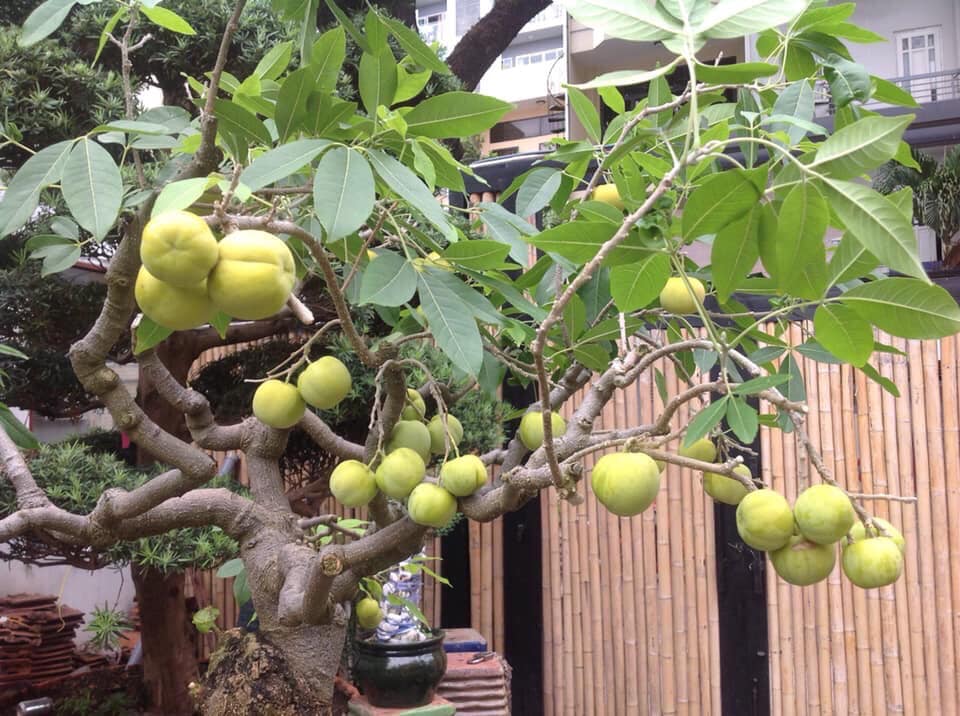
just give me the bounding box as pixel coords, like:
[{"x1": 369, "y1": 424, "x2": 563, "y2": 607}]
[
  {"x1": 518, "y1": 411, "x2": 567, "y2": 452},
  {"x1": 406, "y1": 454, "x2": 487, "y2": 528},
  {"x1": 678, "y1": 438, "x2": 756, "y2": 507},
  {"x1": 736, "y1": 484, "x2": 904, "y2": 588},
  {"x1": 135, "y1": 210, "x2": 297, "y2": 331},
  {"x1": 387, "y1": 389, "x2": 464, "y2": 463},
  {"x1": 251, "y1": 356, "x2": 352, "y2": 430}
]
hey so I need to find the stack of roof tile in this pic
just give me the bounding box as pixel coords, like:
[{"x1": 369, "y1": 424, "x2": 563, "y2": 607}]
[
  {"x1": 0, "y1": 594, "x2": 83, "y2": 686},
  {"x1": 436, "y1": 651, "x2": 511, "y2": 715}
]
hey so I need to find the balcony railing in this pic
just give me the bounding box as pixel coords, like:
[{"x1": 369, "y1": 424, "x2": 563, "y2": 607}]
[
  {"x1": 522, "y1": 3, "x2": 563, "y2": 30},
  {"x1": 814, "y1": 68, "x2": 960, "y2": 115}
]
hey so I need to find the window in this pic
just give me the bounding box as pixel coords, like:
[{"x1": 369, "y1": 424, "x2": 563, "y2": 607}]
[
  {"x1": 895, "y1": 26, "x2": 941, "y2": 101},
  {"x1": 502, "y1": 48, "x2": 563, "y2": 70},
  {"x1": 501, "y1": 57, "x2": 513, "y2": 70},
  {"x1": 489, "y1": 115, "x2": 564, "y2": 143},
  {"x1": 417, "y1": 12, "x2": 445, "y2": 44}
]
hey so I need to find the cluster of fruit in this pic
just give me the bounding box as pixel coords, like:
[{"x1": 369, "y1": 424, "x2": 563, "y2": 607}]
[
  {"x1": 135, "y1": 210, "x2": 297, "y2": 331},
  {"x1": 323, "y1": 388, "x2": 486, "y2": 529},
  {"x1": 252, "y1": 355, "x2": 353, "y2": 429}
]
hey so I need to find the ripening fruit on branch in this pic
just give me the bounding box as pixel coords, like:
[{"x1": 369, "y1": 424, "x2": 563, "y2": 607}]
[
  {"x1": 702, "y1": 464, "x2": 752, "y2": 506},
  {"x1": 407, "y1": 482, "x2": 458, "y2": 528},
  {"x1": 679, "y1": 437, "x2": 717, "y2": 463},
  {"x1": 297, "y1": 356, "x2": 352, "y2": 410},
  {"x1": 848, "y1": 517, "x2": 905, "y2": 553},
  {"x1": 207, "y1": 230, "x2": 296, "y2": 320},
  {"x1": 591, "y1": 183, "x2": 624, "y2": 210},
  {"x1": 769, "y1": 535, "x2": 836, "y2": 586},
  {"x1": 659, "y1": 276, "x2": 706, "y2": 314},
  {"x1": 401, "y1": 388, "x2": 426, "y2": 421},
  {"x1": 356, "y1": 597, "x2": 383, "y2": 630},
  {"x1": 141, "y1": 210, "x2": 219, "y2": 287},
  {"x1": 440, "y1": 454, "x2": 487, "y2": 497},
  {"x1": 518, "y1": 411, "x2": 567, "y2": 451},
  {"x1": 375, "y1": 447, "x2": 426, "y2": 499},
  {"x1": 793, "y1": 484, "x2": 856, "y2": 545},
  {"x1": 842, "y1": 536, "x2": 904, "y2": 589},
  {"x1": 428, "y1": 414, "x2": 463, "y2": 455},
  {"x1": 251, "y1": 379, "x2": 305, "y2": 429},
  {"x1": 329, "y1": 460, "x2": 378, "y2": 508},
  {"x1": 736, "y1": 489, "x2": 794, "y2": 551},
  {"x1": 135, "y1": 267, "x2": 214, "y2": 331},
  {"x1": 591, "y1": 452, "x2": 661, "y2": 517},
  {"x1": 386, "y1": 420, "x2": 432, "y2": 463}
]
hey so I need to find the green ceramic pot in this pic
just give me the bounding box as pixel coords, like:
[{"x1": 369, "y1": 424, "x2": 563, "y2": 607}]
[{"x1": 353, "y1": 630, "x2": 447, "y2": 708}]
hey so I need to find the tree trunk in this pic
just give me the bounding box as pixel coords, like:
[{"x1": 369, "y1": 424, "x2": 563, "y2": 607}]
[{"x1": 131, "y1": 564, "x2": 200, "y2": 716}]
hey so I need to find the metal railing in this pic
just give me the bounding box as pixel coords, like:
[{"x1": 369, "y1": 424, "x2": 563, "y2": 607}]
[{"x1": 814, "y1": 67, "x2": 960, "y2": 115}]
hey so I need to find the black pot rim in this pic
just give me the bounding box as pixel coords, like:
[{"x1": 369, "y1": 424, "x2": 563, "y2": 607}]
[{"x1": 356, "y1": 629, "x2": 445, "y2": 655}]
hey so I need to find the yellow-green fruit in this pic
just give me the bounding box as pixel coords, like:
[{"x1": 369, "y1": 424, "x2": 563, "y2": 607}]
[
  {"x1": 794, "y1": 484, "x2": 856, "y2": 545},
  {"x1": 375, "y1": 447, "x2": 426, "y2": 499},
  {"x1": 440, "y1": 455, "x2": 487, "y2": 497},
  {"x1": 140, "y1": 210, "x2": 219, "y2": 287},
  {"x1": 842, "y1": 536, "x2": 904, "y2": 589},
  {"x1": 769, "y1": 535, "x2": 836, "y2": 586},
  {"x1": 329, "y1": 460, "x2": 378, "y2": 507},
  {"x1": 703, "y1": 464, "x2": 752, "y2": 506},
  {"x1": 428, "y1": 415, "x2": 463, "y2": 455},
  {"x1": 407, "y1": 482, "x2": 458, "y2": 528},
  {"x1": 401, "y1": 388, "x2": 426, "y2": 421},
  {"x1": 659, "y1": 276, "x2": 706, "y2": 314},
  {"x1": 591, "y1": 452, "x2": 661, "y2": 517},
  {"x1": 848, "y1": 517, "x2": 905, "y2": 553},
  {"x1": 207, "y1": 230, "x2": 296, "y2": 320},
  {"x1": 251, "y1": 380, "x2": 305, "y2": 429},
  {"x1": 356, "y1": 597, "x2": 383, "y2": 630},
  {"x1": 679, "y1": 438, "x2": 717, "y2": 463},
  {"x1": 736, "y1": 489, "x2": 794, "y2": 551},
  {"x1": 297, "y1": 356, "x2": 352, "y2": 410},
  {"x1": 386, "y1": 420, "x2": 432, "y2": 463},
  {"x1": 654, "y1": 459, "x2": 667, "y2": 473},
  {"x1": 135, "y1": 267, "x2": 214, "y2": 331},
  {"x1": 592, "y1": 183, "x2": 624, "y2": 210},
  {"x1": 518, "y1": 411, "x2": 567, "y2": 451}
]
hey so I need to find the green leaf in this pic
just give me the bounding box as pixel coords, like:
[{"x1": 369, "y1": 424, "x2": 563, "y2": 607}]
[
  {"x1": 820, "y1": 178, "x2": 926, "y2": 281},
  {"x1": 811, "y1": 114, "x2": 914, "y2": 179},
  {"x1": 396, "y1": 65, "x2": 432, "y2": 103},
  {"x1": 732, "y1": 375, "x2": 790, "y2": 395},
  {"x1": 95, "y1": 6, "x2": 127, "y2": 63},
  {"x1": 871, "y1": 76, "x2": 918, "y2": 108},
  {"x1": 0, "y1": 344, "x2": 28, "y2": 360},
  {"x1": 769, "y1": 80, "x2": 815, "y2": 143},
  {"x1": 314, "y1": 147, "x2": 374, "y2": 242},
  {"x1": 598, "y1": 86, "x2": 625, "y2": 114},
  {"x1": 310, "y1": 27, "x2": 346, "y2": 91},
  {"x1": 839, "y1": 278, "x2": 960, "y2": 339},
  {"x1": 813, "y1": 303, "x2": 873, "y2": 366},
  {"x1": 275, "y1": 67, "x2": 316, "y2": 141},
  {"x1": 366, "y1": 149, "x2": 455, "y2": 242},
  {"x1": 254, "y1": 41, "x2": 294, "y2": 81},
  {"x1": 404, "y1": 92, "x2": 513, "y2": 139},
  {"x1": 297, "y1": 0, "x2": 319, "y2": 66},
  {"x1": 860, "y1": 363, "x2": 900, "y2": 397},
  {"x1": 233, "y1": 569, "x2": 251, "y2": 607},
  {"x1": 528, "y1": 221, "x2": 611, "y2": 264},
  {"x1": 417, "y1": 273, "x2": 483, "y2": 376},
  {"x1": 359, "y1": 252, "x2": 417, "y2": 306},
  {"x1": 697, "y1": 0, "x2": 807, "y2": 38},
  {"x1": 152, "y1": 177, "x2": 210, "y2": 217},
  {"x1": 428, "y1": 267, "x2": 502, "y2": 326},
  {"x1": 359, "y1": 47, "x2": 398, "y2": 116},
  {"x1": 322, "y1": 0, "x2": 367, "y2": 51},
  {"x1": 515, "y1": 168, "x2": 562, "y2": 218},
  {"x1": 694, "y1": 60, "x2": 778, "y2": 83},
  {"x1": 19, "y1": 0, "x2": 76, "y2": 46},
  {"x1": 216, "y1": 557, "x2": 245, "y2": 578},
  {"x1": 779, "y1": 354, "x2": 806, "y2": 403},
  {"x1": 776, "y1": 183, "x2": 828, "y2": 300},
  {"x1": 240, "y1": 139, "x2": 330, "y2": 191},
  {"x1": 139, "y1": 4, "x2": 196, "y2": 34},
  {"x1": 211, "y1": 312, "x2": 231, "y2": 339},
  {"x1": 725, "y1": 397, "x2": 758, "y2": 444},
  {"x1": 654, "y1": 369, "x2": 669, "y2": 404},
  {"x1": 711, "y1": 205, "x2": 761, "y2": 303},
  {"x1": 442, "y1": 239, "x2": 511, "y2": 270},
  {"x1": 99, "y1": 119, "x2": 174, "y2": 135},
  {"x1": 823, "y1": 54, "x2": 871, "y2": 109},
  {"x1": 213, "y1": 99, "x2": 271, "y2": 162},
  {"x1": 0, "y1": 140, "x2": 74, "y2": 237},
  {"x1": 565, "y1": 86, "x2": 601, "y2": 144},
  {"x1": 379, "y1": 14, "x2": 450, "y2": 75},
  {"x1": 683, "y1": 397, "x2": 729, "y2": 448},
  {"x1": 609, "y1": 253, "x2": 670, "y2": 312},
  {"x1": 0, "y1": 404, "x2": 39, "y2": 450},
  {"x1": 682, "y1": 170, "x2": 760, "y2": 240},
  {"x1": 826, "y1": 232, "x2": 878, "y2": 286},
  {"x1": 386, "y1": 593, "x2": 430, "y2": 628},
  {"x1": 556, "y1": 0, "x2": 680, "y2": 42},
  {"x1": 32, "y1": 242, "x2": 81, "y2": 275},
  {"x1": 748, "y1": 346, "x2": 785, "y2": 365},
  {"x1": 573, "y1": 60, "x2": 678, "y2": 91},
  {"x1": 134, "y1": 317, "x2": 173, "y2": 355},
  {"x1": 795, "y1": 339, "x2": 844, "y2": 364},
  {"x1": 477, "y1": 201, "x2": 536, "y2": 263},
  {"x1": 61, "y1": 138, "x2": 122, "y2": 241}
]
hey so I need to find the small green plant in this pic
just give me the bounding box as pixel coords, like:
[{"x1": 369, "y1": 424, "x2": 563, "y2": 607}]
[{"x1": 84, "y1": 604, "x2": 131, "y2": 654}]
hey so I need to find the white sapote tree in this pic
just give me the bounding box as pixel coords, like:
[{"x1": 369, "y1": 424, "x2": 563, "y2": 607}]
[{"x1": 0, "y1": 0, "x2": 956, "y2": 712}]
